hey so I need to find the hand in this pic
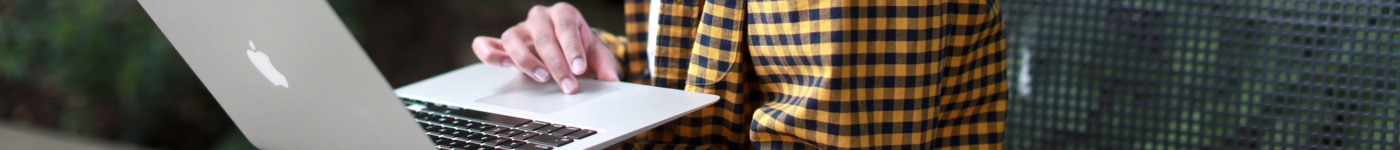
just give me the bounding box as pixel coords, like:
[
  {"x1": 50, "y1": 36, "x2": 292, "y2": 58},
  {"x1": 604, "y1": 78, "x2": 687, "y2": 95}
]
[{"x1": 472, "y1": 2, "x2": 619, "y2": 94}]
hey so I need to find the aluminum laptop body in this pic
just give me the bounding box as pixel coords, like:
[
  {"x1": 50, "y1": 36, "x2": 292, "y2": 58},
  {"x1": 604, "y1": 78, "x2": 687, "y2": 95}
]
[{"x1": 138, "y1": 0, "x2": 719, "y2": 149}]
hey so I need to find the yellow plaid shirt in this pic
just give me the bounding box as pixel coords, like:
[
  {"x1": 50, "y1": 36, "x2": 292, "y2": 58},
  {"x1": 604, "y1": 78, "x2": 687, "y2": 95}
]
[{"x1": 593, "y1": 0, "x2": 1004, "y2": 149}]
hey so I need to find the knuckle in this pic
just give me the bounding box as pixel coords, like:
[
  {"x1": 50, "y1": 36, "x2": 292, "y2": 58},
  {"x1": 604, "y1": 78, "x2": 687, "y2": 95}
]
[
  {"x1": 532, "y1": 32, "x2": 557, "y2": 46},
  {"x1": 548, "y1": 7, "x2": 581, "y2": 24},
  {"x1": 500, "y1": 30, "x2": 519, "y2": 40},
  {"x1": 502, "y1": 27, "x2": 532, "y2": 43},
  {"x1": 551, "y1": 3, "x2": 578, "y2": 13},
  {"x1": 553, "y1": 17, "x2": 577, "y2": 28},
  {"x1": 528, "y1": 5, "x2": 550, "y2": 17}
]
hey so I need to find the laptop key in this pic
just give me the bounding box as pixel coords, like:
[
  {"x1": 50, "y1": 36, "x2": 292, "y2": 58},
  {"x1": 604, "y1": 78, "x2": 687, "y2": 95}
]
[
  {"x1": 483, "y1": 127, "x2": 509, "y2": 134},
  {"x1": 424, "y1": 124, "x2": 439, "y2": 132},
  {"x1": 450, "y1": 130, "x2": 471, "y2": 138},
  {"x1": 500, "y1": 129, "x2": 525, "y2": 136},
  {"x1": 433, "y1": 136, "x2": 452, "y2": 146},
  {"x1": 448, "y1": 119, "x2": 469, "y2": 127},
  {"x1": 429, "y1": 135, "x2": 443, "y2": 142},
  {"x1": 418, "y1": 113, "x2": 433, "y2": 120},
  {"x1": 447, "y1": 140, "x2": 465, "y2": 148},
  {"x1": 458, "y1": 121, "x2": 481, "y2": 129},
  {"x1": 472, "y1": 132, "x2": 490, "y2": 140},
  {"x1": 427, "y1": 114, "x2": 444, "y2": 122},
  {"x1": 517, "y1": 121, "x2": 548, "y2": 130},
  {"x1": 462, "y1": 142, "x2": 482, "y2": 149},
  {"x1": 466, "y1": 145, "x2": 493, "y2": 150},
  {"x1": 412, "y1": 111, "x2": 428, "y2": 118},
  {"x1": 500, "y1": 140, "x2": 527, "y2": 148},
  {"x1": 471, "y1": 124, "x2": 496, "y2": 131},
  {"x1": 536, "y1": 124, "x2": 564, "y2": 132},
  {"x1": 474, "y1": 134, "x2": 497, "y2": 142},
  {"x1": 512, "y1": 132, "x2": 539, "y2": 139},
  {"x1": 549, "y1": 127, "x2": 578, "y2": 136},
  {"x1": 515, "y1": 143, "x2": 554, "y2": 150},
  {"x1": 525, "y1": 134, "x2": 573, "y2": 146},
  {"x1": 436, "y1": 115, "x2": 451, "y2": 122},
  {"x1": 564, "y1": 130, "x2": 596, "y2": 139},
  {"x1": 434, "y1": 125, "x2": 451, "y2": 133},
  {"x1": 427, "y1": 103, "x2": 449, "y2": 112},
  {"x1": 484, "y1": 138, "x2": 510, "y2": 146}
]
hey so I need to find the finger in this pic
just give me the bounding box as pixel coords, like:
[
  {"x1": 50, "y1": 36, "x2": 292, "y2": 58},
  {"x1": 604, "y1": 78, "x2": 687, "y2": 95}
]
[
  {"x1": 548, "y1": 2, "x2": 592, "y2": 75},
  {"x1": 472, "y1": 36, "x2": 513, "y2": 67},
  {"x1": 525, "y1": 5, "x2": 578, "y2": 94},
  {"x1": 588, "y1": 35, "x2": 620, "y2": 81},
  {"x1": 501, "y1": 26, "x2": 551, "y2": 82}
]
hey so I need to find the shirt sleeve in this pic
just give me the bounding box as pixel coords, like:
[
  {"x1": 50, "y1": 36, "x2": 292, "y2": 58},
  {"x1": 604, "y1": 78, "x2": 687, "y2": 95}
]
[{"x1": 933, "y1": 1, "x2": 1007, "y2": 149}]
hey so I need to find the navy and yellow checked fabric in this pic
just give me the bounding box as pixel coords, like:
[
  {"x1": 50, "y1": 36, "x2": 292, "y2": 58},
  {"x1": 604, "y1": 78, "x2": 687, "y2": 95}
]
[{"x1": 594, "y1": 0, "x2": 1004, "y2": 149}]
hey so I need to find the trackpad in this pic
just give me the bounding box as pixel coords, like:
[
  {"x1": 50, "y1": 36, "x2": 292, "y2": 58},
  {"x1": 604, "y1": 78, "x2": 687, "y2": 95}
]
[{"x1": 475, "y1": 80, "x2": 621, "y2": 114}]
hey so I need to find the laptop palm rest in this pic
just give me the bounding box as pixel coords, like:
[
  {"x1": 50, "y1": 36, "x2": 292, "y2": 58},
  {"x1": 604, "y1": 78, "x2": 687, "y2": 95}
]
[{"x1": 475, "y1": 78, "x2": 621, "y2": 114}]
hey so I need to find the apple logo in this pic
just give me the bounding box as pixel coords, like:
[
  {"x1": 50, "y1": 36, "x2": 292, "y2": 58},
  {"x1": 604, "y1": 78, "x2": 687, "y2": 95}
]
[{"x1": 246, "y1": 40, "x2": 289, "y2": 88}]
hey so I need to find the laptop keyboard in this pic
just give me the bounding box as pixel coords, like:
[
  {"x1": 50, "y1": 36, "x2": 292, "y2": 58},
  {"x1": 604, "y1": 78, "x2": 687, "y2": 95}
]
[{"x1": 402, "y1": 98, "x2": 598, "y2": 150}]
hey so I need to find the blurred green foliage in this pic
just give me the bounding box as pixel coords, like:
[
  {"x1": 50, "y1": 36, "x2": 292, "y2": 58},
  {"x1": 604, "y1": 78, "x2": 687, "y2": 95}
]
[{"x1": 1, "y1": 0, "x2": 242, "y2": 149}]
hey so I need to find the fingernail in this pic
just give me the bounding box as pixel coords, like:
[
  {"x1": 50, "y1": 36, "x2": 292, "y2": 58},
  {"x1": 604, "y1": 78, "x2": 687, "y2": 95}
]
[
  {"x1": 532, "y1": 68, "x2": 549, "y2": 81},
  {"x1": 561, "y1": 78, "x2": 576, "y2": 93},
  {"x1": 571, "y1": 58, "x2": 586, "y2": 74},
  {"x1": 501, "y1": 59, "x2": 514, "y2": 67}
]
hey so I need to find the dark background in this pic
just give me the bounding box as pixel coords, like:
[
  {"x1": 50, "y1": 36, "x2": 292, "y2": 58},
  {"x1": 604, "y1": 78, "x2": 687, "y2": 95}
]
[
  {"x1": 0, "y1": 0, "x2": 622, "y2": 149},
  {"x1": 1003, "y1": 0, "x2": 1400, "y2": 149}
]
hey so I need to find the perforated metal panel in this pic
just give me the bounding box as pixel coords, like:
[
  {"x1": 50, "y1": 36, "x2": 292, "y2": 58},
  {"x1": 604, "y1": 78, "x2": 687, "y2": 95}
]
[{"x1": 1003, "y1": 0, "x2": 1400, "y2": 149}]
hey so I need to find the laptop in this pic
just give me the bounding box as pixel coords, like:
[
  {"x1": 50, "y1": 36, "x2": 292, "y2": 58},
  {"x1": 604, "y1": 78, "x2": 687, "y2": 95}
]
[{"x1": 138, "y1": 0, "x2": 719, "y2": 150}]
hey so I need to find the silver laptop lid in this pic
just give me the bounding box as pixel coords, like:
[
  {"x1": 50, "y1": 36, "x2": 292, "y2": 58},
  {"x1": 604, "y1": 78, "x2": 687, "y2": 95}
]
[{"x1": 139, "y1": 0, "x2": 433, "y2": 149}]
